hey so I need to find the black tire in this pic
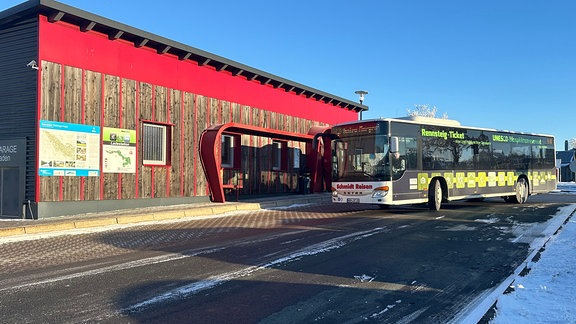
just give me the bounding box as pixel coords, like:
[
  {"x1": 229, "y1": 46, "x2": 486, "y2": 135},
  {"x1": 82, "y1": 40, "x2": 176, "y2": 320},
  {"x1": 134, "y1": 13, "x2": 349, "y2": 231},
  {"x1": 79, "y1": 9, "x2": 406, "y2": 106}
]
[
  {"x1": 428, "y1": 179, "x2": 443, "y2": 211},
  {"x1": 514, "y1": 177, "x2": 529, "y2": 204}
]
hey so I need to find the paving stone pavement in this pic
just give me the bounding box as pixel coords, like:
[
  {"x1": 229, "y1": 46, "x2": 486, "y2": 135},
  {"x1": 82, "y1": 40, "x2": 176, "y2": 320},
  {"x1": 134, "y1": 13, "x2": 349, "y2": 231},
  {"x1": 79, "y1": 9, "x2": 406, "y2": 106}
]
[
  {"x1": 0, "y1": 193, "x2": 332, "y2": 239},
  {"x1": 0, "y1": 193, "x2": 374, "y2": 275}
]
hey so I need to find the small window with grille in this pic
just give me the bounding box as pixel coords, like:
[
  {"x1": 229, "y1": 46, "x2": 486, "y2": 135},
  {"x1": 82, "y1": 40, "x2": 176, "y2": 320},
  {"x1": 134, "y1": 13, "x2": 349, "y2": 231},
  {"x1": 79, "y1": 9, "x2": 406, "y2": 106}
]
[{"x1": 142, "y1": 122, "x2": 171, "y2": 166}]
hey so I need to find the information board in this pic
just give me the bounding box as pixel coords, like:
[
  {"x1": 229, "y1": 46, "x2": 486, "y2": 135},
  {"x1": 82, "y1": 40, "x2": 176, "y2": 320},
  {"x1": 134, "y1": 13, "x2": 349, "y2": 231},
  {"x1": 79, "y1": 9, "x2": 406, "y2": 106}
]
[
  {"x1": 38, "y1": 120, "x2": 100, "y2": 176},
  {"x1": 102, "y1": 127, "x2": 137, "y2": 173}
]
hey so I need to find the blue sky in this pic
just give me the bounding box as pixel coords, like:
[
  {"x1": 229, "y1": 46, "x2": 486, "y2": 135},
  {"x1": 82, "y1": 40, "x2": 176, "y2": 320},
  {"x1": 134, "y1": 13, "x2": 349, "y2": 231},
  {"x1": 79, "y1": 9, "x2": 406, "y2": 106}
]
[{"x1": 3, "y1": 0, "x2": 575, "y2": 150}]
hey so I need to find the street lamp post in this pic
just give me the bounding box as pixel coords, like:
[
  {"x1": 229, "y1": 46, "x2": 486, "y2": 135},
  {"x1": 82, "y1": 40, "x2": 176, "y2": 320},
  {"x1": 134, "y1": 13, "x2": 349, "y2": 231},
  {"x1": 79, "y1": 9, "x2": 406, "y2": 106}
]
[{"x1": 354, "y1": 90, "x2": 368, "y2": 120}]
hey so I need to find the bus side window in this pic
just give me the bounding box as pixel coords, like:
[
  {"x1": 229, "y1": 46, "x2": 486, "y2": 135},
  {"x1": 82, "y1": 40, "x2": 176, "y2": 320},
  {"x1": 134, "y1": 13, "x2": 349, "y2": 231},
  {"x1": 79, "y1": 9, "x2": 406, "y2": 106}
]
[
  {"x1": 492, "y1": 142, "x2": 511, "y2": 170},
  {"x1": 401, "y1": 137, "x2": 417, "y2": 169}
]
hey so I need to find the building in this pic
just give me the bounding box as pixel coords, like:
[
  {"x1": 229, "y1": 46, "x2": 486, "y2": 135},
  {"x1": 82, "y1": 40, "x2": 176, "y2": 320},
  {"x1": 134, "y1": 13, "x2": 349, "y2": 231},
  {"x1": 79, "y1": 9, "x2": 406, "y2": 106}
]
[
  {"x1": 0, "y1": 0, "x2": 366, "y2": 219},
  {"x1": 557, "y1": 141, "x2": 575, "y2": 182}
]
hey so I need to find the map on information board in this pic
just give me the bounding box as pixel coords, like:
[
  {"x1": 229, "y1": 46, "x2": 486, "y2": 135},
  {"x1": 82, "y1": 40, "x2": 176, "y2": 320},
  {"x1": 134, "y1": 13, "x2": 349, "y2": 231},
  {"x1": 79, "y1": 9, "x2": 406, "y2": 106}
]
[
  {"x1": 103, "y1": 127, "x2": 136, "y2": 173},
  {"x1": 38, "y1": 120, "x2": 100, "y2": 176}
]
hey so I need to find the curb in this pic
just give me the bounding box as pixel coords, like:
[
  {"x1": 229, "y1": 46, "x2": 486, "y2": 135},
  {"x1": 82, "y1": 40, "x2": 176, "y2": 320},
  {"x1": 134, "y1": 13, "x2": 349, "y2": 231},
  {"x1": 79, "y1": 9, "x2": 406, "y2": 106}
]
[
  {"x1": 258, "y1": 196, "x2": 328, "y2": 209},
  {"x1": 0, "y1": 227, "x2": 26, "y2": 237},
  {"x1": 449, "y1": 204, "x2": 576, "y2": 323}
]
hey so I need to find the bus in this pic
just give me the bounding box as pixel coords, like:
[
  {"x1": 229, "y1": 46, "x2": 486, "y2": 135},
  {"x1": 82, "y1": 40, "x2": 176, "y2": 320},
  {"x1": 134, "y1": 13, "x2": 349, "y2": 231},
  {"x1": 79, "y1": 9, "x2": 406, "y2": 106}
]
[{"x1": 329, "y1": 116, "x2": 557, "y2": 210}]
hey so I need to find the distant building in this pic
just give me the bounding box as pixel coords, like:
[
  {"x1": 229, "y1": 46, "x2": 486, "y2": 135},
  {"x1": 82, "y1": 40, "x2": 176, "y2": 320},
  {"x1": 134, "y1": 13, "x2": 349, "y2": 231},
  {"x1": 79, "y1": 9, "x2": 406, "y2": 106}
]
[
  {"x1": 556, "y1": 141, "x2": 575, "y2": 182},
  {"x1": 0, "y1": 0, "x2": 366, "y2": 218}
]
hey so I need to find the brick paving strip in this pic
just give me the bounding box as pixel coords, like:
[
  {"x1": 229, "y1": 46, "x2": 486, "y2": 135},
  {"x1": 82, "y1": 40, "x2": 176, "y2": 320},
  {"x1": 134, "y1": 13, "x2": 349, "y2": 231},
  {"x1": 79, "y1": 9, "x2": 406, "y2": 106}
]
[{"x1": 0, "y1": 194, "x2": 330, "y2": 238}]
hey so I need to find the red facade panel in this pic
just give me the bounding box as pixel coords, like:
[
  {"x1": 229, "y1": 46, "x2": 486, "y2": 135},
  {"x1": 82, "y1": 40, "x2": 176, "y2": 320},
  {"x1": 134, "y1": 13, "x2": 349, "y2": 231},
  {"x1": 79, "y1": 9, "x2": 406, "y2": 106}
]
[{"x1": 38, "y1": 16, "x2": 357, "y2": 125}]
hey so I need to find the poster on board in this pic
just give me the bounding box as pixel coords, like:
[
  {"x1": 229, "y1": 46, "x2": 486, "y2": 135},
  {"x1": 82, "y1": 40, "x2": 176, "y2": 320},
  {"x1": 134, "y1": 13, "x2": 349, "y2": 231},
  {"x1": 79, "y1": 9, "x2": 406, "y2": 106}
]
[
  {"x1": 102, "y1": 127, "x2": 137, "y2": 173},
  {"x1": 38, "y1": 120, "x2": 100, "y2": 176}
]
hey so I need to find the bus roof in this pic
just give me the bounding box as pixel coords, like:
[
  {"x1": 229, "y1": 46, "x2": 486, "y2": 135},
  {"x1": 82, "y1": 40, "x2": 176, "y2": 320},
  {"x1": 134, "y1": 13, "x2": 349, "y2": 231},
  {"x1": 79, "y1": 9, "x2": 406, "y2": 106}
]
[{"x1": 333, "y1": 116, "x2": 554, "y2": 138}]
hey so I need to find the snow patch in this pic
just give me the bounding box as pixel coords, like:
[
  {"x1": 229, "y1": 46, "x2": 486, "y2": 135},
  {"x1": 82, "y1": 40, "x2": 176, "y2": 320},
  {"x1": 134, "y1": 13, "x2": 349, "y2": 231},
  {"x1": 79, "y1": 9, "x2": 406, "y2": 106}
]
[{"x1": 354, "y1": 274, "x2": 375, "y2": 283}]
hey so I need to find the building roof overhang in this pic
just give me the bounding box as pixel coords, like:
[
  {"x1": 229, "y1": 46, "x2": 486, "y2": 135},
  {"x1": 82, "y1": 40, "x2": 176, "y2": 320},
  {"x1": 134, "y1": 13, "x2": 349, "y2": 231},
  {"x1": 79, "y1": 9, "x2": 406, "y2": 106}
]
[{"x1": 1, "y1": 0, "x2": 368, "y2": 114}]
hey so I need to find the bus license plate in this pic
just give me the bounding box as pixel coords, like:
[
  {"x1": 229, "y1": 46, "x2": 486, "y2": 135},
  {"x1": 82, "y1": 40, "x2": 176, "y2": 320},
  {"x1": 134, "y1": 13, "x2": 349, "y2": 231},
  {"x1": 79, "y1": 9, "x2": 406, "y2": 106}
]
[{"x1": 347, "y1": 198, "x2": 360, "y2": 203}]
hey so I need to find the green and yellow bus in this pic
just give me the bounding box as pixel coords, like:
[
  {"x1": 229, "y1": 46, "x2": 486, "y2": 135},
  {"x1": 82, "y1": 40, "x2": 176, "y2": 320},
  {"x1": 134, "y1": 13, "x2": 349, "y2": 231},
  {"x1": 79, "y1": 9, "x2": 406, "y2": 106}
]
[{"x1": 330, "y1": 116, "x2": 557, "y2": 210}]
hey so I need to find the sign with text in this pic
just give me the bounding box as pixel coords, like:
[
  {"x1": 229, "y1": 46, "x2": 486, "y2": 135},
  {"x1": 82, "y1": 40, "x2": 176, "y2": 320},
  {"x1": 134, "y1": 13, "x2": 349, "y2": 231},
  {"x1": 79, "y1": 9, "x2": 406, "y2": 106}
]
[
  {"x1": 38, "y1": 120, "x2": 100, "y2": 176},
  {"x1": 102, "y1": 127, "x2": 137, "y2": 173},
  {"x1": 0, "y1": 138, "x2": 26, "y2": 167}
]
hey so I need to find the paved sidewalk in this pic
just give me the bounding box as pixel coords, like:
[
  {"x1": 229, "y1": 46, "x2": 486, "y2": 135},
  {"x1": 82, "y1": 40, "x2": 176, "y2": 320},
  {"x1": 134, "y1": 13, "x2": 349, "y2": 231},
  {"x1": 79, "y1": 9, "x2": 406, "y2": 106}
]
[{"x1": 0, "y1": 193, "x2": 331, "y2": 238}]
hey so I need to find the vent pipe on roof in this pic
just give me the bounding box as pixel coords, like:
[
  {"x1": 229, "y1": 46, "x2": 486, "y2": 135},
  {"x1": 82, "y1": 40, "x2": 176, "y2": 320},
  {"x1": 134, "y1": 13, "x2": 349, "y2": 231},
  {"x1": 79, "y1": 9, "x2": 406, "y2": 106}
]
[{"x1": 566, "y1": 140, "x2": 569, "y2": 151}]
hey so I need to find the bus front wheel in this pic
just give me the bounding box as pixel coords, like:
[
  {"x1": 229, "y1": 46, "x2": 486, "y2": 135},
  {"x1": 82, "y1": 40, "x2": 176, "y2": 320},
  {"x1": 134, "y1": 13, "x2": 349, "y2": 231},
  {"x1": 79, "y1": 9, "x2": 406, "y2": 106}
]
[{"x1": 428, "y1": 179, "x2": 443, "y2": 211}]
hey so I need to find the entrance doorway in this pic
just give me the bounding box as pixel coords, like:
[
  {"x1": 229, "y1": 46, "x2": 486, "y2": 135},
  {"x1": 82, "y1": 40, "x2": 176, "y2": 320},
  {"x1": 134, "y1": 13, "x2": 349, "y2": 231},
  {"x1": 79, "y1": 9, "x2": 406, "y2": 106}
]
[
  {"x1": 0, "y1": 167, "x2": 20, "y2": 217},
  {"x1": 0, "y1": 138, "x2": 26, "y2": 218}
]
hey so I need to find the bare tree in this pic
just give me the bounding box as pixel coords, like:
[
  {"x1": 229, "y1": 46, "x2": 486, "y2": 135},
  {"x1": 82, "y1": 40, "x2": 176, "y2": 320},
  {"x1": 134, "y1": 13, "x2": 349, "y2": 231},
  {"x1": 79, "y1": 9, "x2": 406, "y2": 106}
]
[
  {"x1": 407, "y1": 104, "x2": 448, "y2": 119},
  {"x1": 570, "y1": 138, "x2": 576, "y2": 150}
]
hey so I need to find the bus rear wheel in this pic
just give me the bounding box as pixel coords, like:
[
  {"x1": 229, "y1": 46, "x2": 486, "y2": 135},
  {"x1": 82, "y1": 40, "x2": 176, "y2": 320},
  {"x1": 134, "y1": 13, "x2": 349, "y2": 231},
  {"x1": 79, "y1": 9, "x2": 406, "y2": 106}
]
[
  {"x1": 428, "y1": 179, "x2": 443, "y2": 211},
  {"x1": 514, "y1": 178, "x2": 529, "y2": 204}
]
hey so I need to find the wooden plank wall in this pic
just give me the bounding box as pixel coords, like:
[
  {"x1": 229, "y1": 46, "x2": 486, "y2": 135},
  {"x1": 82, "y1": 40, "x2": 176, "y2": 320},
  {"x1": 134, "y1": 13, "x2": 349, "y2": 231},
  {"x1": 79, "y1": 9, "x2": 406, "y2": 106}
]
[
  {"x1": 169, "y1": 89, "x2": 182, "y2": 198},
  {"x1": 61, "y1": 66, "x2": 83, "y2": 201},
  {"x1": 103, "y1": 74, "x2": 120, "y2": 200},
  {"x1": 195, "y1": 95, "x2": 208, "y2": 196},
  {"x1": 182, "y1": 92, "x2": 197, "y2": 197},
  {"x1": 138, "y1": 82, "x2": 153, "y2": 198},
  {"x1": 83, "y1": 70, "x2": 102, "y2": 200},
  {"x1": 38, "y1": 61, "x2": 325, "y2": 202},
  {"x1": 153, "y1": 85, "x2": 168, "y2": 198},
  {"x1": 39, "y1": 62, "x2": 61, "y2": 202},
  {"x1": 121, "y1": 79, "x2": 137, "y2": 199}
]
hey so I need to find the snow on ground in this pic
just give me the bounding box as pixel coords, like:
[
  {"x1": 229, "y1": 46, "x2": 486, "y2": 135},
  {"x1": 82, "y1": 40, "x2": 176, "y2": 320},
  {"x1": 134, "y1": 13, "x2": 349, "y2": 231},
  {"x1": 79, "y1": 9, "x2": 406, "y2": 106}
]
[{"x1": 489, "y1": 182, "x2": 576, "y2": 323}]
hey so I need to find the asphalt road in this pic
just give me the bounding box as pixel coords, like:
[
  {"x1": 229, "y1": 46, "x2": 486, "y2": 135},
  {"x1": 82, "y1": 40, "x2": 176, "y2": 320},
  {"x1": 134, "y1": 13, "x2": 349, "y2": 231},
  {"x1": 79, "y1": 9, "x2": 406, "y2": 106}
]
[{"x1": 0, "y1": 194, "x2": 573, "y2": 323}]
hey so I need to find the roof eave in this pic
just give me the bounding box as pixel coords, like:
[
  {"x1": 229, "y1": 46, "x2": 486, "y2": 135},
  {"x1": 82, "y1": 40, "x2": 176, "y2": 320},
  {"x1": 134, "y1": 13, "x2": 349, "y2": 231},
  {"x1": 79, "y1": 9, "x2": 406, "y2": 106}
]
[{"x1": 1, "y1": 0, "x2": 367, "y2": 114}]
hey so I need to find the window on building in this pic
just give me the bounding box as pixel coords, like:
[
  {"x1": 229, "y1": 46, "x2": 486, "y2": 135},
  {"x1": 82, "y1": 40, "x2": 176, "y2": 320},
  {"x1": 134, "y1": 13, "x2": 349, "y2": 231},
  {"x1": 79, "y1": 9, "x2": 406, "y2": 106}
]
[
  {"x1": 272, "y1": 140, "x2": 287, "y2": 171},
  {"x1": 221, "y1": 134, "x2": 235, "y2": 168},
  {"x1": 142, "y1": 122, "x2": 171, "y2": 165}
]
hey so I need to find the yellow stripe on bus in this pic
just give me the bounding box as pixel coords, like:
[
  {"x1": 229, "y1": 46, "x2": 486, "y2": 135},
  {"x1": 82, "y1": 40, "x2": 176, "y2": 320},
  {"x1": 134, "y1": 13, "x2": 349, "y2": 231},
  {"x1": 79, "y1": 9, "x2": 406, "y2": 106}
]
[{"x1": 416, "y1": 171, "x2": 555, "y2": 191}]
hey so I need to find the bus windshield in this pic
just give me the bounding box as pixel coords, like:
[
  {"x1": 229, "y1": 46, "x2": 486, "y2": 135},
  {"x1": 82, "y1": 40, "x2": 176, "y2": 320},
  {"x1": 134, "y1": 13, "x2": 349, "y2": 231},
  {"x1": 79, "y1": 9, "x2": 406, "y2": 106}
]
[{"x1": 332, "y1": 134, "x2": 391, "y2": 182}]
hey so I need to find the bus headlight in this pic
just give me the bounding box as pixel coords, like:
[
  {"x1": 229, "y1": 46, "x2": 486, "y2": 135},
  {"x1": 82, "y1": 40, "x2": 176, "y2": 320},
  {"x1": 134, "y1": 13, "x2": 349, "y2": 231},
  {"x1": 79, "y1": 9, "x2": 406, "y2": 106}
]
[{"x1": 371, "y1": 186, "x2": 389, "y2": 198}]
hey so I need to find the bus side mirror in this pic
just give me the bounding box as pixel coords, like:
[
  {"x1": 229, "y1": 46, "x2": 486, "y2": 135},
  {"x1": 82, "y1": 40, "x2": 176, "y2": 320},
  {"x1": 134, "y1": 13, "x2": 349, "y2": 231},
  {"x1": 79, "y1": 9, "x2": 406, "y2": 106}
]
[{"x1": 390, "y1": 137, "x2": 399, "y2": 153}]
